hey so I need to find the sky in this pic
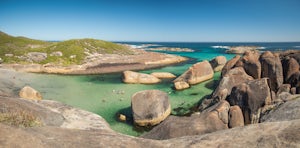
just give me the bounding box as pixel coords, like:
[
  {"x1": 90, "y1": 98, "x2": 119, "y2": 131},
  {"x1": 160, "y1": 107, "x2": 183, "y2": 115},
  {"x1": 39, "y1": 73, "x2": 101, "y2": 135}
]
[{"x1": 0, "y1": 0, "x2": 299, "y2": 42}]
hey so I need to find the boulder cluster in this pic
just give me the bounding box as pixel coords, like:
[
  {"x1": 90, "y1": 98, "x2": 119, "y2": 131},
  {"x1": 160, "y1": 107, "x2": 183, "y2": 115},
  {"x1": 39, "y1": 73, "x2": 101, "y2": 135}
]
[
  {"x1": 122, "y1": 56, "x2": 227, "y2": 91},
  {"x1": 141, "y1": 50, "x2": 300, "y2": 140},
  {"x1": 200, "y1": 50, "x2": 300, "y2": 125}
]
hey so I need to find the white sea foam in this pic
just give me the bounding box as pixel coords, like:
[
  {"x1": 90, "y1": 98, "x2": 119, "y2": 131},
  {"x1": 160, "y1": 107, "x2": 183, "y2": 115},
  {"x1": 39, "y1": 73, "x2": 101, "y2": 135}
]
[
  {"x1": 211, "y1": 46, "x2": 230, "y2": 49},
  {"x1": 294, "y1": 46, "x2": 300, "y2": 48},
  {"x1": 257, "y1": 47, "x2": 266, "y2": 50}
]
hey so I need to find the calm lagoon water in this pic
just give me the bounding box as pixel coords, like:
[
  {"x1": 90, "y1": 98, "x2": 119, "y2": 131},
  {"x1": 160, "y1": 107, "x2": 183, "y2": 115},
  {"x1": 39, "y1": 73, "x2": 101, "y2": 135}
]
[{"x1": 14, "y1": 42, "x2": 300, "y2": 136}]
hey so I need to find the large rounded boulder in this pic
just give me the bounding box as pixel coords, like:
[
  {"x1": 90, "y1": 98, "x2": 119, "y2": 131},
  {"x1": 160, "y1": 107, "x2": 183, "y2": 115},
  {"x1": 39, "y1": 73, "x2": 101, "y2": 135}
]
[
  {"x1": 209, "y1": 56, "x2": 227, "y2": 72},
  {"x1": 123, "y1": 71, "x2": 161, "y2": 84},
  {"x1": 131, "y1": 90, "x2": 171, "y2": 126},
  {"x1": 221, "y1": 55, "x2": 241, "y2": 77},
  {"x1": 19, "y1": 86, "x2": 42, "y2": 100},
  {"x1": 173, "y1": 60, "x2": 214, "y2": 90},
  {"x1": 260, "y1": 51, "x2": 283, "y2": 91}
]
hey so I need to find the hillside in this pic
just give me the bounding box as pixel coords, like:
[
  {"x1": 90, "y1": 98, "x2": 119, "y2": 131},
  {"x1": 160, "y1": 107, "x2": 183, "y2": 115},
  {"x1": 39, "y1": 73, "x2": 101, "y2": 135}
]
[{"x1": 0, "y1": 31, "x2": 134, "y2": 65}]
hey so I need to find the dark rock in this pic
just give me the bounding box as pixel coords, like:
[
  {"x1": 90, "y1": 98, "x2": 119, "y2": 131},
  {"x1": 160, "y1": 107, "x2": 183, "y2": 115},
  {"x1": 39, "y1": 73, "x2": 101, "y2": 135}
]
[
  {"x1": 131, "y1": 90, "x2": 171, "y2": 126},
  {"x1": 142, "y1": 100, "x2": 230, "y2": 140},
  {"x1": 228, "y1": 78, "x2": 272, "y2": 124},
  {"x1": 229, "y1": 105, "x2": 244, "y2": 128},
  {"x1": 221, "y1": 55, "x2": 241, "y2": 77},
  {"x1": 241, "y1": 51, "x2": 261, "y2": 79},
  {"x1": 291, "y1": 87, "x2": 297, "y2": 94},
  {"x1": 282, "y1": 57, "x2": 300, "y2": 83},
  {"x1": 211, "y1": 67, "x2": 253, "y2": 102},
  {"x1": 260, "y1": 51, "x2": 283, "y2": 92},
  {"x1": 287, "y1": 71, "x2": 300, "y2": 88}
]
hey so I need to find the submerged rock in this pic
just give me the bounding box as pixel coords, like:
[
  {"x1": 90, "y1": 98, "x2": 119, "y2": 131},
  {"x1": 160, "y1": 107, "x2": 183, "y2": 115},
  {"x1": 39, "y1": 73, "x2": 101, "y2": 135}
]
[
  {"x1": 150, "y1": 72, "x2": 176, "y2": 79},
  {"x1": 174, "y1": 81, "x2": 190, "y2": 90},
  {"x1": 19, "y1": 86, "x2": 42, "y2": 100},
  {"x1": 131, "y1": 90, "x2": 171, "y2": 126},
  {"x1": 123, "y1": 71, "x2": 161, "y2": 84}
]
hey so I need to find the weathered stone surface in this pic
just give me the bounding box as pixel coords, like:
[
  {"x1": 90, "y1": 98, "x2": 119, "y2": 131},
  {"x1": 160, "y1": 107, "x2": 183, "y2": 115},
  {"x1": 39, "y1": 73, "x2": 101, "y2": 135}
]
[
  {"x1": 228, "y1": 78, "x2": 272, "y2": 124},
  {"x1": 19, "y1": 86, "x2": 42, "y2": 100},
  {"x1": 150, "y1": 72, "x2": 176, "y2": 79},
  {"x1": 261, "y1": 97, "x2": 300, "y2": 122},
  {"x1": 241, "y1": 51, "x2": 261, "y2": 79},
  {"x1": 209, "y1": 56, "x2": 227, "y2": 72},
  {"x1": 131, "y1": 90, "x2": 171, "y2": 126},
  {"x1": 174, "y1": 60, "x2": 214, "y2": 86},
  {"x1": 211, "y1": 67, "x2": 253, "y2": 102},
  {"x1": 0, "y1": 57, "x2": 3, "y2": 64},
  {"x1": 221, "y1": 55, "x2": 240, "y2": 77},
  {"x1": 260, "y1": 51, "x2": 283, "y2": 91},
  {"x1": 165, "y1": 119, "x2": 300, "y2": 148},
  {"x1": 282, "y1": 57, "x2": 299, "y2": 83},
  {"x1": 123, "y1": 71, "x2": 161, "y2": 84},
  {"x1": 142, "y1": 100, "x2": 230, "y2": 140},
  {"x1": 229, "y1": 105, "x2": 244, "y2": 128},
  {"x1": 174, "y1": 81, "x2": 190, "y2": 90},
  {"x1": 27, "y1": 52, "x2": 47, "y2": 62}
]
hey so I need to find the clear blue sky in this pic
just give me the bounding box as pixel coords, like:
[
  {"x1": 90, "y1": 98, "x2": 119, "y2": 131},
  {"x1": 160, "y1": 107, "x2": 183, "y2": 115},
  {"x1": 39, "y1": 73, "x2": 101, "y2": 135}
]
[{"x1": 0, "y1": 0, "x2": 299, "y2": 42}]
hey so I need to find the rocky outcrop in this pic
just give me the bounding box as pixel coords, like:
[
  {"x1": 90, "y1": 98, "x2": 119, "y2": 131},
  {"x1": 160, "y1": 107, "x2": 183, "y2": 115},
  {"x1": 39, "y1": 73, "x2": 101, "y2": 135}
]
[
  {"x1": 27, "y1": 52, "x2": 47, "y2": 62},
  {"x1": 19, "y1": 86, "x2": 42, "y2": 100},
  {"x1": 229, "y1": 105, "x2": 244, "y2": 128},
  {"x1": 228, "y1": 78, "x2": 272, "y2": 124},
  {"x1": 225, "y1": 46, "x2": 258, "y2": 54},
  {"x1": 122, "y1": 71, "x2": 161, "y2": 84},
  {"x1": 261, "y1": 97, "x2": 300, "y2": 122},
  {"x1": 221, "y1": 55, "x2": 240, "y2": 77},
  {"x1": 209, "y1": 56, "x2": 227, "y2": 72},
  {"x1": 241, "y1": 51, "x2": 261, "y2": 79},
  {"x1": 131, "y1": 90, "x2": 171, "y2": 126},
  {"x1": 150, "y1": 72, "x2": 176, "y2": 79},
  {"x1": 50, "y1": 51, "x2": 63, "y2": 57},
  {"x1": 260, "y1": 51, "x2": 283, "y2": 91},
  {"x1": 142, "y1": 100, "x2": 230, "y2": 140},
  {"x1": 173, "y1": 61, "x2": 214, "y2": 90}
]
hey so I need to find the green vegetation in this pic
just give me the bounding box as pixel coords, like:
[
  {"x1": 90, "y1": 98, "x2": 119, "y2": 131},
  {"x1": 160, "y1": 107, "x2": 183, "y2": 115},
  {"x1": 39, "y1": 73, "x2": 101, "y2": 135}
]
[
  {"x1": 0, "y1": 111, "x2": 42, "y2": 127},
  {"x1": 0, "y1": 31, "x2": 134, "y2": 65}
]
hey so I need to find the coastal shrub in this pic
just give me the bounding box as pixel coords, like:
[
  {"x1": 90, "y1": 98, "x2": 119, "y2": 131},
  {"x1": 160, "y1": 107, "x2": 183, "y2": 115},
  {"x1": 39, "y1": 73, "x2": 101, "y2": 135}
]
[{"x1": 0, "y1": 111, "x2": 42, "y2": 127}]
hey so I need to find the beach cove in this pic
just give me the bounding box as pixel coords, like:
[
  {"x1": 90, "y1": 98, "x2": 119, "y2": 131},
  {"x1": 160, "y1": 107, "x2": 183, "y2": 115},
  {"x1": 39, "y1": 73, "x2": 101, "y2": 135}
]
[{"x1": 5, "y1": 42, "x2": 299, "y2": 136}]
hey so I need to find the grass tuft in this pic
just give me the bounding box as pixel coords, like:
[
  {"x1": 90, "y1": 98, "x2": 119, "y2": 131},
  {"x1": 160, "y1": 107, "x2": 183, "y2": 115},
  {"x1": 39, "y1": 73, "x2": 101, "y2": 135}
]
[{"x1": 0, "y1": 111, "x2": 42, "y2": 127}]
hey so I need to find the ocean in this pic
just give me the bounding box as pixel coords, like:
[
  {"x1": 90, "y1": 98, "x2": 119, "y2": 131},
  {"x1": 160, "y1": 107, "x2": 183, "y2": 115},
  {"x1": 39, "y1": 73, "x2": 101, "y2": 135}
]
[{"x1": 12, "y1": 42, "x2": 300, "y2": 136}]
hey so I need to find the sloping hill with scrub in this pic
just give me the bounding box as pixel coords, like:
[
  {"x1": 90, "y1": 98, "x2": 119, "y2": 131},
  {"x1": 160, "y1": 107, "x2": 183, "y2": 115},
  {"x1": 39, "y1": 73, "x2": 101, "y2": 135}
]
[
  {"x1": 0, "y1": 31, "x2": 134, "y2": 65},
  {"x1": 0, "y1": 31, "x2": 187, "y2": 74}
]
